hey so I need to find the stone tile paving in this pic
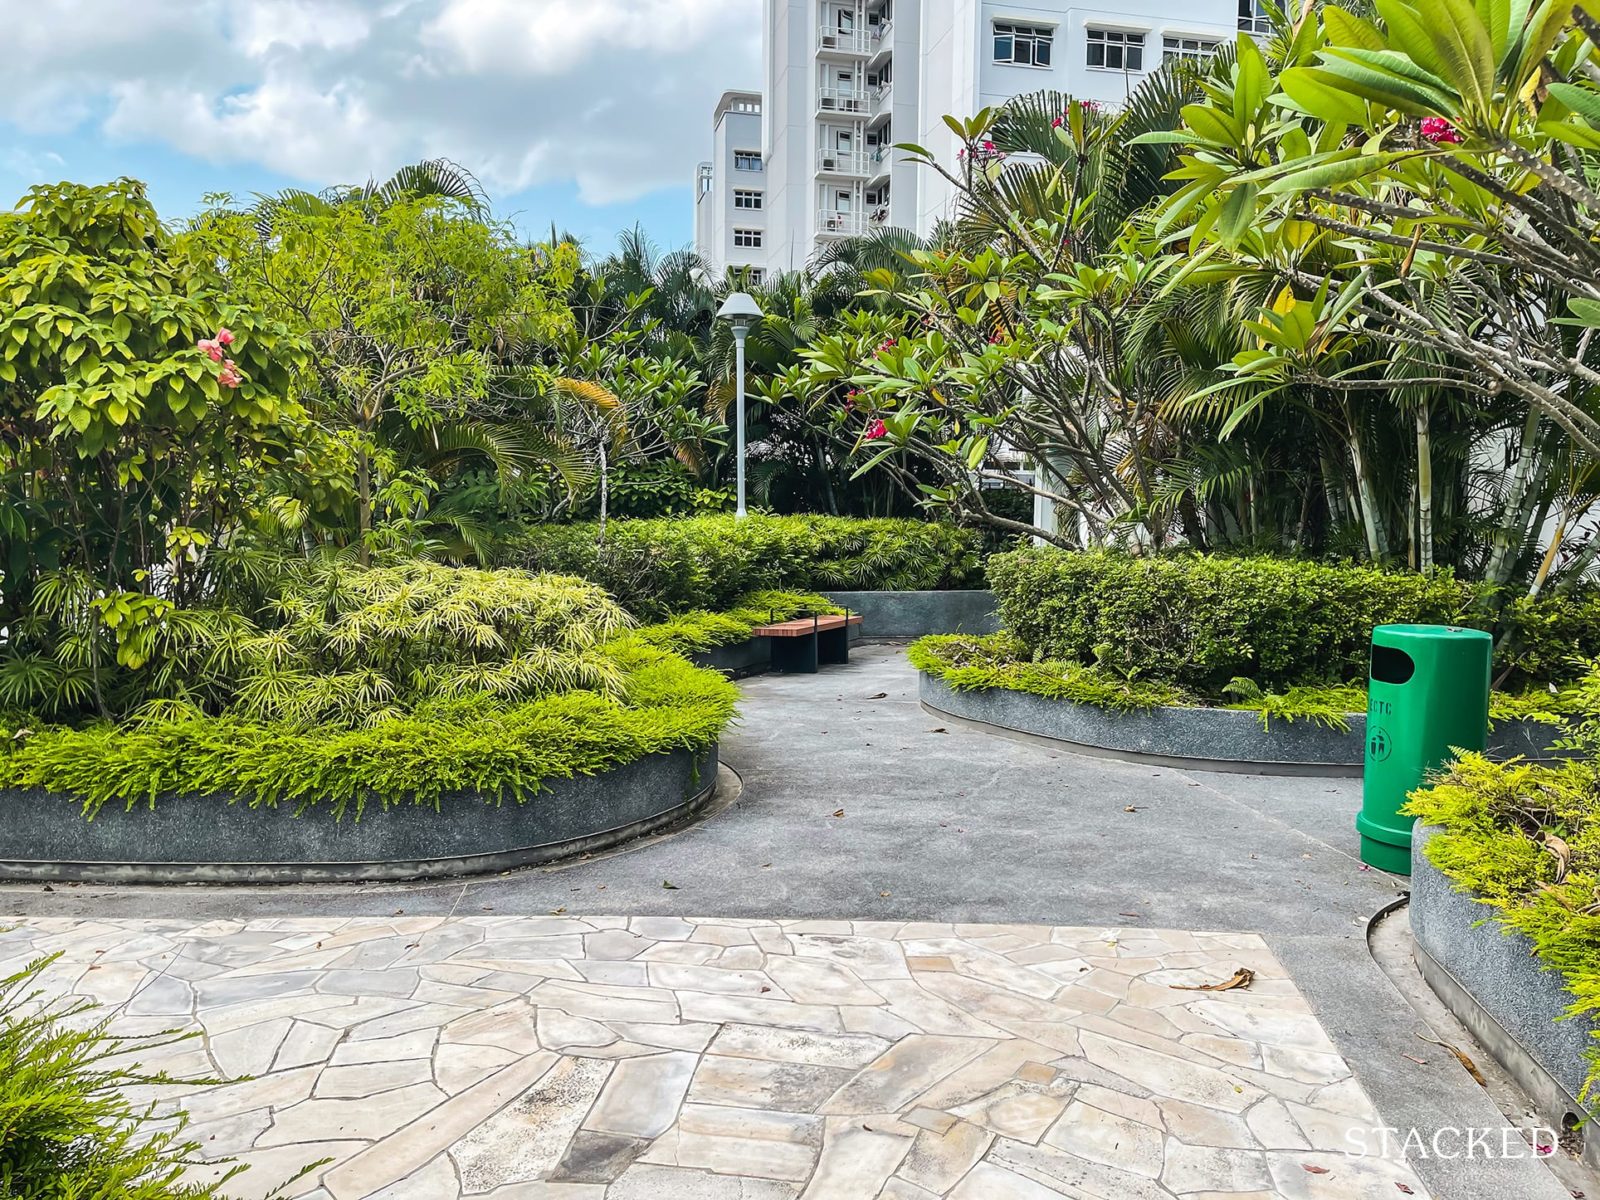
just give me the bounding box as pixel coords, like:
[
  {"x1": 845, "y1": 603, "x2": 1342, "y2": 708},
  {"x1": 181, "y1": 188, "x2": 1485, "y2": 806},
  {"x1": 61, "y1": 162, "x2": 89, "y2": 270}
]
[{"x1": 0, "y1": 915, "x2": 1429, "y2": 1199}]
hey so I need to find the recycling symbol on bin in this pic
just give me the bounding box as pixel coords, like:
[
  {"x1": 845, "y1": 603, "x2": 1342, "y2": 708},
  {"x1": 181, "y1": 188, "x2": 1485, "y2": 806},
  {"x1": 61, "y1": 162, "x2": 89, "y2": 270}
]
[{"x1": 1368, "y1": 726, "x2": 1393, "y2": 762}]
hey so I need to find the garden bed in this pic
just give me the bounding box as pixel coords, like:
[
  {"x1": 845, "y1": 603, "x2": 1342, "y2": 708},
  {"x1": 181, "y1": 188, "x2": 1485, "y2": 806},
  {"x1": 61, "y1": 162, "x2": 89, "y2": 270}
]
[
  {"x1": 0, "y1": 748, "x2": 719, "y2": 884},
  {"x1": 918, "y1": 671, "x2": 1557, "y2": 774},
  {"x1": 912, "y1": 634, "x2": 1568, "y2": 774},
  {"x1": 1410, "y1": 823, "x2": 1600, "y2": 1166}
]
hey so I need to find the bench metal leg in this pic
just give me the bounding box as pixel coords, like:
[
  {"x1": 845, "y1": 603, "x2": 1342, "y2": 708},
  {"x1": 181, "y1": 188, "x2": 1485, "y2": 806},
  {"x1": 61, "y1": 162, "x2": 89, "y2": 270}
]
[
  {"x1": 771, "y1": 635, "x2": 819, "y2": 674},
  {"x1": 818, "y1": 625, "x2": 850, "y2": 665}
]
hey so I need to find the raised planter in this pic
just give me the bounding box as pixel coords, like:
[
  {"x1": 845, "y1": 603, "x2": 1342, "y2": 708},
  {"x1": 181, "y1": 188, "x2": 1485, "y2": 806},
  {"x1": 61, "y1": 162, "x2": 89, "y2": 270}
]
[
  {"x1": 919, "y1": 673, "x2": 1563, "y2": 775},
  {"x1": 0, "y1": 748, "x2": 718, "y2": 885},
  {"x1": 822, "y1": 590, "x2": 999, "y2": 639},
  {"x1": 1411, "y1": 825, "x2": 1599, "y2": 1167}
]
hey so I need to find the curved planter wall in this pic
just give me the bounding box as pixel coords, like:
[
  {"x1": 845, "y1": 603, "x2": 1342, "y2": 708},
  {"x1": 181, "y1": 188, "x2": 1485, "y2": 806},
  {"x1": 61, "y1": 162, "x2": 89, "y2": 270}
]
[
  {"x1": 822, "y1": 590, "x2": 999, "y2": 639},
  {"x1": 0, "y1": 748, "x2": 717, "y2": 885},
  {"x1": 919, "y1": 673, "x2": 1562, "y2": 775},
  {"x1": 1411, "y1": 825, "x2": 1600, "y2": 1167}
]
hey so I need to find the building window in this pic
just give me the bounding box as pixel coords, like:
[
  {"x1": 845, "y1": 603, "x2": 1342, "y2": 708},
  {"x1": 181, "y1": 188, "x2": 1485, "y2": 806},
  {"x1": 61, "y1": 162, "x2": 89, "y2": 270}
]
[
  {"x1": 994, "y1": 21, "x2": 1053, "y2": 67},
  {"x1": 1163, "y1": 34, "x2": 1221, "y2": 61},
  {"x1": 748, "y1": 268, "x2": 765, "y2": 285},
  {"x1": 734, "y1": 189, "x2": 763, "y2": 210},
  {"x1": 734, "y1": 151, "x2": 763, "y2": 172},
  {"x1": 733, "y1": 229, "x2": 763, "y2": 248},
  {"x1": 1087, "y1": 28, "x2": 1145, "y2": 71},
  {"x1": 1238, "y1": 0, "x2": 1273, "y2": 34}
]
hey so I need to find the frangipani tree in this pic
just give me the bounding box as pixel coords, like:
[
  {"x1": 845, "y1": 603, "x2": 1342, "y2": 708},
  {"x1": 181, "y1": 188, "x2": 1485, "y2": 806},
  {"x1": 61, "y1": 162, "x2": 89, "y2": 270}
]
[{"x1": 1147, "y1": 2, "x2": 1600, "y2": 576}]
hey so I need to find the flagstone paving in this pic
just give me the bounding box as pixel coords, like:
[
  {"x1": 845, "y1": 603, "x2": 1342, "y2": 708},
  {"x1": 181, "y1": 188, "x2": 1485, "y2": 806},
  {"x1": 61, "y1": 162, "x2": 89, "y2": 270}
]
[{"x1": 1, "y1": 914, "x2": 1429, "y2": 1199}]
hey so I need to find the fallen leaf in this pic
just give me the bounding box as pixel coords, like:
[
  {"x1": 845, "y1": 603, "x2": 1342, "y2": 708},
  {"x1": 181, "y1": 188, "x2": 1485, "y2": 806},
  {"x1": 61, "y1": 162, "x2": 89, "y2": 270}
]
[
  {"x1": 1302, "y1": 1164, "x2": 1331, "y2": 1175},
  {"x1": 867, "y1": 692, "x2": 887, "y2": 700},
  {"x1": 1124, "y1": 805, "x2": 1142, "y2": 813},
  {"x1": 40, "y1": 884, "x2": 52, "y2": 893},
  {"x1": 930, "y1": 727, "x2": 947, "y2": 733},
  {"x1": 1119, "y1": 911, "x2": 1142, "y2": 918},
  {"x1": 1545, "y1": 832, "x2": 1572, "y2": 882},
  {"x1": 1401, "y1": 1053, "x2": 1428, "y2": 1066},
  {"x1": 393, "y1": 908, "x2": 405, "y2": 915},
  {"x1": 879, "y1": 891, "x2": 891, "y2": 898},
  {"x1": 760, "y1": 862, "x2": 772, "y2": 868},
  {"x1": 662, "y1": 881, "x2": 679, "y2": 890},
  {"x1": 759, "y1": 986, "x2": 772, "y2": 993},
  {"x1": 550, "y1": 906, "x2": 566, "y2": 915},
  {"x1": 405, "y1": 942, "x2": 419, "y2": 950},
  {"x1": 1415, "y1": 1033, "x2": 1486, "y2": 1087},
  {"x1": 1172, "y1": 967, "x2": 1255, "y2": 992},
  {"x1": 1396, "y1": 1185, "x2": 1414, "y2": 1194},
  {"x1": 833, "y1": 809, "x2": 846, "y2": 818}
]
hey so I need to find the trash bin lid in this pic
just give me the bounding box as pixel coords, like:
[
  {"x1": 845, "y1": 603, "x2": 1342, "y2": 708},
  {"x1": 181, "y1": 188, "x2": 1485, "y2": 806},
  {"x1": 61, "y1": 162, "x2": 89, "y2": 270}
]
[{"x1": 1372, "y1": 623, "x2": 1492, "y2": 644}]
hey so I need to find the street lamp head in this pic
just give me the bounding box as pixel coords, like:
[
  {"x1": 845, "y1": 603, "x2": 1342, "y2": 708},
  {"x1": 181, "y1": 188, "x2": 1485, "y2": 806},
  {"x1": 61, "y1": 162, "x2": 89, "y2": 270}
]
[{"x1": 716, "y1": 291, "x2": 764, "y2": 331}]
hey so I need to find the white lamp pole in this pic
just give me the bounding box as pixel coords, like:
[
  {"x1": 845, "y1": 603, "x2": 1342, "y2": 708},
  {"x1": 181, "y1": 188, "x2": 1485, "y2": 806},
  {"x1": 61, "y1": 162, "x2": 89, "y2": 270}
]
[{"x1": 716, "y1": 292, "x2": 764, "y2": 520}]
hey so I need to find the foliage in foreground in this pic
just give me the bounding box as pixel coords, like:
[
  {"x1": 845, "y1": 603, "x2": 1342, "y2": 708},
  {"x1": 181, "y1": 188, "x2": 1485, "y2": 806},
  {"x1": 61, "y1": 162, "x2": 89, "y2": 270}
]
[
  {"x1": 0, "y1": 641, "x2": 734, "y2": 820},
  {"x1": 503, "y1": 514, "x2": 984, "y2": 619},
  {"x1": 1405, "y1": 750, "x2": 1600, "y2": 1102},
  {"x1": 0, "y1": 952, "x2": 243, "y2": 1199}
]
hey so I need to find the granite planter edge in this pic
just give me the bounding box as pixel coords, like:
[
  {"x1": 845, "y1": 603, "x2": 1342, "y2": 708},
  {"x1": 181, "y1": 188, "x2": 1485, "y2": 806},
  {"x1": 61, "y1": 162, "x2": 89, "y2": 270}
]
[{"x1": 0, "y1": 747, "x2": 719, "y2": 885}]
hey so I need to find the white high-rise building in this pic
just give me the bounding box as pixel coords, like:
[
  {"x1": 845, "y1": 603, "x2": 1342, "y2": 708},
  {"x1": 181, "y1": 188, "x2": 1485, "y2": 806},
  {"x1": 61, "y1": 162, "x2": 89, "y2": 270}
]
[
  {"x1": 693, "y1": 91, "x2": 770, "y2": 283},
  {"x1": 696, "y1": 0, "x2": 1260, "y2": 274}
]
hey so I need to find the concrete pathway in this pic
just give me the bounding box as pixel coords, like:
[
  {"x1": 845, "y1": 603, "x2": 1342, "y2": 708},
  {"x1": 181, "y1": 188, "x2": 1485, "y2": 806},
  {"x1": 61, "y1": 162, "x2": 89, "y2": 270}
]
[{"x1": 0, "y1": 646, "x2": 1575, "y2": 1199}]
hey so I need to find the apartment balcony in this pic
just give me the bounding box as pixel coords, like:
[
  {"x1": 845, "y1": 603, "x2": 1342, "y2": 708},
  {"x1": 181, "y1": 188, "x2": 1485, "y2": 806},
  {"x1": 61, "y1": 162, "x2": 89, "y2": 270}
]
[
  {"x1": 816, "y1": 148, "x2": 871, "y2": 177},
  {"x1": 867, "y1": 18, "x2": 894, "y2": 63},
  {"x1": 816, "y1": 85, "x2": 869, "y2": 116},
  {"x1": 867, "y1": 144, "x2": 893, "y2": 182},
  {"x1": 817, "y1": 210, "x2": 865, "y2": 237},
  {"x1": 817, "y1": 25, "x2": 871, "y2": 54},
  {"x1": 868, "y1": 81, "x2": 894, "y2": 124}
]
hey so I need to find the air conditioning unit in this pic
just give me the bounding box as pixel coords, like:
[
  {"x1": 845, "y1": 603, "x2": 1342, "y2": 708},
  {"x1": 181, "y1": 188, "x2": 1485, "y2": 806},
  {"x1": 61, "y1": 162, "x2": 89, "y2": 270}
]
[
  {"x1": 821, "y1": 33, "x2": 838, "y2": 47},
  {"x1": 821, "y1": 97, "x2": 836, "y2": 109},
  {"x1": 822, "y1": 157, "x2": 837, "y2": 170}
]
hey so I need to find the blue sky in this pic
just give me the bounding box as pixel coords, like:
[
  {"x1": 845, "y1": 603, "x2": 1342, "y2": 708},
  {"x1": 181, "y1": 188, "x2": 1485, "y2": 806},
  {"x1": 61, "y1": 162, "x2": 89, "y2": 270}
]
[{"x1": 0, "y1": 0, "x2": 762, "y2": 255}]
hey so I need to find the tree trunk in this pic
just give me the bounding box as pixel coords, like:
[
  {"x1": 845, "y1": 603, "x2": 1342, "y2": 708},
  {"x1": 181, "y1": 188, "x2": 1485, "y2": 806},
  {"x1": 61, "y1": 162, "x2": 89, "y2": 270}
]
[
  {"x1": 1415, "y1": 405, "x2": 1434, "y2": 573},
  {"x1": 1346, "y1": 429, "x2": 1384, "y2": 561},
  {"x1": 1527, "y1": 516, "x2": 1568, "y2": 599},
  {"x1": 1486, "y1": 407, "x2": 1542, "y2": 587},
  {"x1": 596, "y1": 441, "x2": 610, "y2": 547}
]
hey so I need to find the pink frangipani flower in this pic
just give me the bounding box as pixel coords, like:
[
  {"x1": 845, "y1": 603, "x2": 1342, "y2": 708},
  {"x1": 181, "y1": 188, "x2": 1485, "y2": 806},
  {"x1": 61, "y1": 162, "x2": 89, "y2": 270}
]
[
  {"x1": 217, "y1": 360, "x2": 243, "y2": 389},
  {"x1": 865, "y1": 419, "x2": 887, "y2": 440},
  {"x1": 1420, "y1": 117, "x2": 1463, "y2": 145},
  {"x1": 216, "y1": 327, "x2": 235, "y2": 346},
  {"x1": 196, "y1": 337, "x2": 223, "y2": 362}
]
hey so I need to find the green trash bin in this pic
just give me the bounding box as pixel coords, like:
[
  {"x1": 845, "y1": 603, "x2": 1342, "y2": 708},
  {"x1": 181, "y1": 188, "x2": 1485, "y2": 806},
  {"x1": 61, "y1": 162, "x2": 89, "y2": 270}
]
[{"x1": 1356, "y1": 623, "x2": 1492, "y2": 874}]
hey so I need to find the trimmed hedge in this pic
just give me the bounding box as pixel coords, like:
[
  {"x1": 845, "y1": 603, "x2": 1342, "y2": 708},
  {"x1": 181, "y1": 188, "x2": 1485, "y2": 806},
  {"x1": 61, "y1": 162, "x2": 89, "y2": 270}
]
[
  {"x1": 500, "y1": 515, "x2": 984, "y2": 620},
  {"x1": 988, "y1": 550, "x2": 1482, "y2": 693}
]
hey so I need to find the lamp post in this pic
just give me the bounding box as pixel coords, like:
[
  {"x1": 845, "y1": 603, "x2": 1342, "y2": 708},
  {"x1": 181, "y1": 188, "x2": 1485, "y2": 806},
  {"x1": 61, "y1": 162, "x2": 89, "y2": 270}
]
[{"x1": 716, "y1": 291, "x2": 763, "y2": 518}]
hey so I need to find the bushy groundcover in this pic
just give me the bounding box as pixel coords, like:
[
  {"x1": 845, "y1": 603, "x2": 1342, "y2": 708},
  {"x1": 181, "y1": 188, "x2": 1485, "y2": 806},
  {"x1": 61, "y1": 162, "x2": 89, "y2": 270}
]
[
  {"x1": 1405, "y1": 750, "x2": 1600, "y2": 1102},
  {"x1": 0, "y1": 564, "x2": 740, "y2": 819}
]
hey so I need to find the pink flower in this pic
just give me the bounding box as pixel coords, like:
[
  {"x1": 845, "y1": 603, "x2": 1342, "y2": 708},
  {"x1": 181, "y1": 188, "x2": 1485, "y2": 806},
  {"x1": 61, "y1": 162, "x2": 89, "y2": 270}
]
[
  {"x1": 989, "y1": 331, "x2": 1006, "y2": 345},
  {"x1": 865, "y1": 419, "x2": 887, "y2": 440},
  {"x1": 196, "y1": 337, "x2": 223, "y2": 362},
  {"x1": 1420, "y1": 117, "x2": 1463, "y2": 145},
  {"x1": 216, "y1": 327, "x2": 235, "y2": 346},
  {"x1": 876, "y1": 339, "x2": 896, "y2": 356},
  {"x1": 217, "y1": 360, "x2": 242, "y2": 389},
  {"x1": 1052, "y1": 116, "x2": 1064, "y2": 128}
]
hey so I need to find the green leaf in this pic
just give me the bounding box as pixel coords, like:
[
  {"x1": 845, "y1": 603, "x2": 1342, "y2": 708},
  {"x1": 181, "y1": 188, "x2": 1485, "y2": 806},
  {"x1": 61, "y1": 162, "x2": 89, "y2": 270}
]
[
  {"x1": 1262, "y1": 150, "x2": 1406, "y2": 193},
  {"x1": 1564, "y1": 298, "x2": 1600, "y2": 327},
  {"x1": 1217, "y1": 183, "x2": 1260, "y2": 247},
  {"x1": 1317, "y1": 48, "x2": 1459, "y2": 115},
  {"x1": 1278, "y1": 67, "x2": 1374, "y2": 125},
  {"x1": 1545, "y1": 82, "x2": 1600, "y2": 127}
]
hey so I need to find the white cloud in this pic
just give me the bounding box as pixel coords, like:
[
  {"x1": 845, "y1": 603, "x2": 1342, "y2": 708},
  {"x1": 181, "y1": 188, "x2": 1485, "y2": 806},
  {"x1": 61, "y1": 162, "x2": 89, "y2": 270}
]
[{"x1": 0, "y1": 0, "x2": 761, "y2": 205}]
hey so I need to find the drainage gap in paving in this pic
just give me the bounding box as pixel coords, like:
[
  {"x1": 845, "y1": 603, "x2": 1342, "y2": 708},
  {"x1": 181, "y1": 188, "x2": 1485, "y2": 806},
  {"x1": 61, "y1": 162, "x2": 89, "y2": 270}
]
[{"x1": 1368, "y1": 898, "x2": 1598, "y2": 1197}]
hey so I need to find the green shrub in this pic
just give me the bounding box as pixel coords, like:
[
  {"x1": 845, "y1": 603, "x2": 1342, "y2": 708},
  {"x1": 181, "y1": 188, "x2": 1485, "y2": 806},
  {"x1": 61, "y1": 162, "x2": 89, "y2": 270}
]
[
  {"x1": 908, "y1": 633, "x2": 1188, "y2": 712},
  {"x1": 0, "y1": 953, "x2": 262, "y2": 1198},
  {"x1": 0, "y1": 642, "x2": 736, "y2": 820},
  {"x1": 1404, "y1": 752, "x2": 1600, "y2": 1103},
  {"x1": 1498, "y1": 590, "x2": 1600, "y2": 686},
  {"x1": 499, "y1": 515, "x2": 984, "y2": 619},
  {"x1": 987, "y1": 550, "x2": 1481, "y2": 693}
]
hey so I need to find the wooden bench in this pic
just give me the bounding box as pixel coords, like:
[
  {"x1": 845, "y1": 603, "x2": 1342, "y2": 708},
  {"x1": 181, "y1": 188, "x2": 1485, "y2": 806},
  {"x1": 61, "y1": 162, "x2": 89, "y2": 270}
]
[{"x1": 751, "y1": 612, "x2": 864, "y2": 674}]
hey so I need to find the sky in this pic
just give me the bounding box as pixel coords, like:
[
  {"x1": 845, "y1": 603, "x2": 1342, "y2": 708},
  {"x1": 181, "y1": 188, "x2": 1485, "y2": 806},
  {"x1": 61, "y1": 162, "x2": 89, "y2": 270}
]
[{"x1": 0, "y1": 0, "x2": 763, "y2": 253}]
